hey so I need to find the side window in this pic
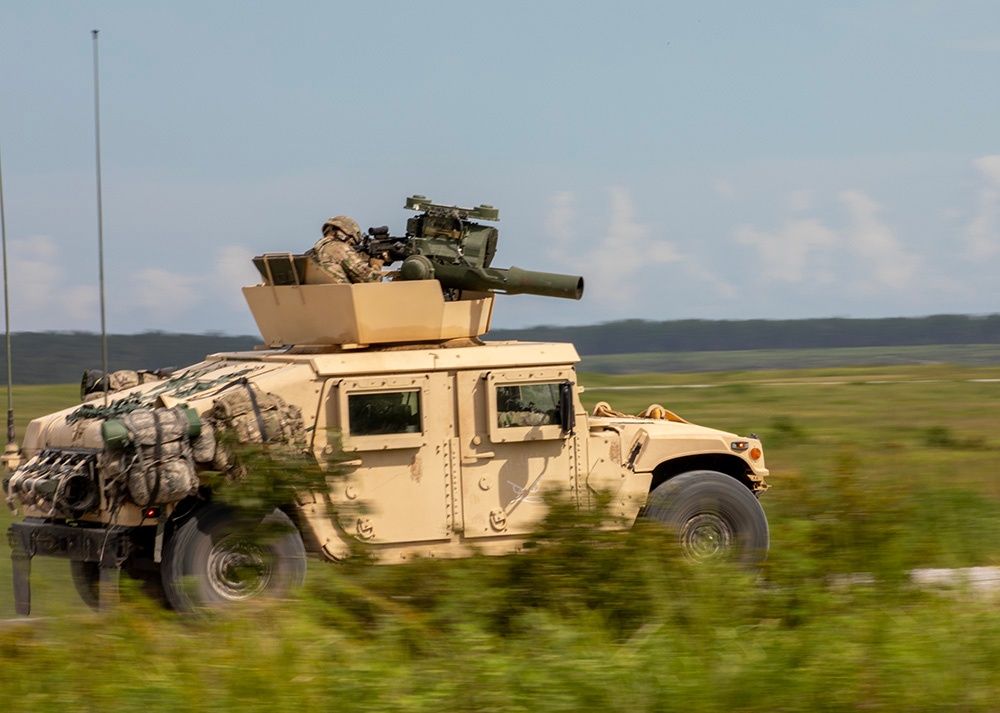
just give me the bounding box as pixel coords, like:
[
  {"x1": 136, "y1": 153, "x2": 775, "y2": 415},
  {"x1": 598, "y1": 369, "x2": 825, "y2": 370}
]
[
  {"x1": 348, "y1": 390, "x2": 421, "y2": 435},
  {"x1": 337, "y1": 376, "x2": 429, "y2": 451},
  {"x1": 486, "y1": 370, "x2": 575, "y2": 443},
  {"x1": 496, "y1": 383, "x2": 560, "y2": 428}
]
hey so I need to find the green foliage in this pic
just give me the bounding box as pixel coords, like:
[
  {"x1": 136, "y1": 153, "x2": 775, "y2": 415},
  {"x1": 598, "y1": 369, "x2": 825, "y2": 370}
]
[
  {"x1": 5, "y1": 370, "x2": 1000, "y2": 710},
  {"x1": 4, "y1": 505, "x2": 1000, "y2": 711},
  {"x1": 906, "y1": 486, "x2": 1000, "y2": 567},
  {"x1": 764, "y1": 448, "x2": 915, "y2": 582},
  {"x1": 202, "y1": 433, "x2": 331, "y2": 521},
  {"x1": 765, "y1": 415, "x2": 808, "y2": 446},
  {"x1": 923, "y1": 424, "x2": 989, "y2": 450}
]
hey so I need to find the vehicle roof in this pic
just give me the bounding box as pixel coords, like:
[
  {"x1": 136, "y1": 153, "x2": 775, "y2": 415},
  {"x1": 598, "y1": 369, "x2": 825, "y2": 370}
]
[{"x1": 208, "y1": 339, "x2": 580, "y2": 378}]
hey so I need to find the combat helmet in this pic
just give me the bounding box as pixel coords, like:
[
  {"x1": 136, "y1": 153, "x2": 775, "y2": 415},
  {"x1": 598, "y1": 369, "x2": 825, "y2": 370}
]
[{"x1": 322, "y1": 216, "x2": 362, "y2": 243}]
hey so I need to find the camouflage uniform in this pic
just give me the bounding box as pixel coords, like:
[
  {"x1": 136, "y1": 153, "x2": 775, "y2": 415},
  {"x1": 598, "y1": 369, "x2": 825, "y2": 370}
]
[{"x1": 308, "y1": 215, "x2": 383, "y2": 284}]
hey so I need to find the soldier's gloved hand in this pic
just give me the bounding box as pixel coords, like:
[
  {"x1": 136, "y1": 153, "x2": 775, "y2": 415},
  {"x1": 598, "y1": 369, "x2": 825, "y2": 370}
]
[{"x1": 369, "y1": 257, "x2": 385, "y2": 270}]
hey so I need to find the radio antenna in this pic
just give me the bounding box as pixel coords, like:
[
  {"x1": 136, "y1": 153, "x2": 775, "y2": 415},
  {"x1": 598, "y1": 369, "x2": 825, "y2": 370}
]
[
  {"x1": 0, "y1": 139, "x2": 13, "y2": 446},
  {"x1": 92, "y1": 30, "x2": 109, "y2": 406}
]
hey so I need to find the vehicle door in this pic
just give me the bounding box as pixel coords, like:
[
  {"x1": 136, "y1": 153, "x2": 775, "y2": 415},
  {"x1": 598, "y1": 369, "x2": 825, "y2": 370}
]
[
  {"x1": 455, "y1": 367, "x2": 579, "y2": 538},
  {"x1": 322, "y1": 372, "x2": 455, "y2": 544}
]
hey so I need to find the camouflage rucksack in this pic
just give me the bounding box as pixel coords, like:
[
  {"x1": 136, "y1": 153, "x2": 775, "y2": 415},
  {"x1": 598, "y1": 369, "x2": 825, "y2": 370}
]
[
  {"x1": 207, "y1": 380, "x2": 307, "y2": 472},
  {"x1": 100, "y1": 406, "x2": 201, "y2": 507}
]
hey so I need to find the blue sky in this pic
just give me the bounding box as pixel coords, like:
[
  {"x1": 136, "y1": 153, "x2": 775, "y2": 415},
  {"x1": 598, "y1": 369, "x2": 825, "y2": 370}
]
[{"x1": 1, "y1": 1, "x2": 999, "y2": 335}]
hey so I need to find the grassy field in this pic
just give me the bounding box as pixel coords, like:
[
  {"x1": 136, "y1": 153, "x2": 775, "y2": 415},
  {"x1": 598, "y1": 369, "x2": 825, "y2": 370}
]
[
  {"x1": 2, "y1": 367, "x2": 1000, "y2": 711},
  {"x1": 579, "y1": 343, "x2": 1000, "y2": 373}
]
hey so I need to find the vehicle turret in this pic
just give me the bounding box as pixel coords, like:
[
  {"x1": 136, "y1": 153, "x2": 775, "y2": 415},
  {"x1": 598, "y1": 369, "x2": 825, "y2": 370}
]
[{"x1": 247, "y1": 196, "x2": 582, "y2": 348}]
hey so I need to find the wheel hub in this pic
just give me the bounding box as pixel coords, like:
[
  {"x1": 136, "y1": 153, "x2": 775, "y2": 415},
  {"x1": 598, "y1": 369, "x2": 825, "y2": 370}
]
[
  {"x1": 680, "y1": 513, "x2": 733, "y2": 560},
  {"x1": 207, "y1": 535, "x2": 273, "y2": 601}
]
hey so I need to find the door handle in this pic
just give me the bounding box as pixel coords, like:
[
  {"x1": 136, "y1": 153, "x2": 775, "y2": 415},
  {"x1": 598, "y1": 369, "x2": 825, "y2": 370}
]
[{"x1": 461, "y1": 451, "x2": 495, "y2": 464}]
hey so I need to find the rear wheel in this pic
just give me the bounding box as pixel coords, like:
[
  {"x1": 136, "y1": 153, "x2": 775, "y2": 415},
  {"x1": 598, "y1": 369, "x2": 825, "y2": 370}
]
[
  {"x1": 69, "y1": 561, "x2": 100, "y2": 610},
  {"x1": 71, "y1": 558, "x2": 166, "y2": 610},
  {"x1": 162, "y1": 504, "x2": 307, "y2": 612},
  {"x1": 642, "y1": 470, "x2": 769, "y2": 567}
]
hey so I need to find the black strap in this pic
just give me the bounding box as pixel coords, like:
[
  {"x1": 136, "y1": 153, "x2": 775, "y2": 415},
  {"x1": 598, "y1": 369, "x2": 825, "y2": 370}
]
[
  {"x1": 240, "y1": 378, "x2": 269, "y2": 443},
  {"x1": 147, "y1": 409, "x2": 163, "y2": 505}
]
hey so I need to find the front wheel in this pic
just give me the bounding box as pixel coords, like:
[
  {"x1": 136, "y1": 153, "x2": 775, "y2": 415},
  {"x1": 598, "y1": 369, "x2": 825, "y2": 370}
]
[
  {"x1": 641, "y1": 470, "x2": 769, "y2": 568},
  {"x1": 162, "y1": 504, "x2": 307, "y2": 612}
]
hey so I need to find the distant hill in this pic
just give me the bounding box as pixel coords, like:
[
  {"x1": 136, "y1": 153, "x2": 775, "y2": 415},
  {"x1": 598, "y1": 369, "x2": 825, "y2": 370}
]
[
  {"x1": 3, "y1": 314, "x2": 1000, "y2": 384},
  {"x1": 0, "y1": 332, "x2": 261, "y2": 385},
  {"x1": 487, "y1": 315, "x2": 1000, "y2": 354}
]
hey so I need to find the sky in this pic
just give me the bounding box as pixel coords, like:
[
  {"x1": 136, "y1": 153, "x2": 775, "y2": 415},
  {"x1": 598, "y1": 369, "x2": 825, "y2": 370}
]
[{"x1": 1, "y1": 1, "x2": 999, "y2": 336}]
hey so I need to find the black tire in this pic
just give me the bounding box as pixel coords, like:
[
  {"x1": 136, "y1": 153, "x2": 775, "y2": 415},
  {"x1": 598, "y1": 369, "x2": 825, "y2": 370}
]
[
  {"x1": 71, "y1": 559, "x2": 165, "y2": 609},
  {"x1": 161, "y1": 504, "x2": 307, "y2": 612},
  {"x1": 70, "y1": 560, "x2": 100, "y2": 610},
  {"x1": 642, "y1": 470, "x2": 769, "y2": 567}
]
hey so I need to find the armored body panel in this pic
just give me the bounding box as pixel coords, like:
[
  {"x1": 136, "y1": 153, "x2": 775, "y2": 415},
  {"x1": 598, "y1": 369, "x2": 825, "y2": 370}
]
[{"x1": 244, "y1": 279, "x2": 495, "y2": 348}]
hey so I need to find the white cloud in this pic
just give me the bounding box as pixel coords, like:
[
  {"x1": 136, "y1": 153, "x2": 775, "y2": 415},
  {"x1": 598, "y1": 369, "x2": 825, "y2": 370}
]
[
  {"x1": 734, "y1": 218, "x2": 837, "y2": 283},
  {"x1": 213, "y1": 244, "x2": 262, "y2": 311},
  {"x1": 786, "y1": 189, "x2": 814, "y2": 213},
  {"x1": 963, "y1": 155, "x2": 1000, "y2": 259},
  {"x1": 127, "y1": 268, "x2": 202, "y2": 322},
  {"x1": 117, "y1": 246, "x2": 261, "y2": 330},
  {"x1": 61, "y1": 285, "x2": 100, "y2": 322},
  {"x1": 976, "y1": 155, "x2": 1000, "y2": 187},
  {"x1": 7, "y1": 235, "x2": 100, "y2": 330},
  {"x1": 713, "y1": 180, "x2": 736, "y2": 199},
  {"x1": 545, "y1": 191, "x2": 576, "y2": 250},
  {"x1": 567, "y1": 187, "x2": 684, "y2": 307},
  {"x1": 542, "y1": 187, "x2": 732, "y2": 310},
  {"x1": 734, "y1": 189, "x2": 921, "y2": 295},
  {"x1": 839, "y1": 189, "x2": 921, "y2": 291}
]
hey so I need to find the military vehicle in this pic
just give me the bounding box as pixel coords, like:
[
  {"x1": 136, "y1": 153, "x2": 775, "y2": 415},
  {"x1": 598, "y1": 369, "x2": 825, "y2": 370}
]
[{"x1": 3, "y1": 196, "x2": 769, "y2": 614}]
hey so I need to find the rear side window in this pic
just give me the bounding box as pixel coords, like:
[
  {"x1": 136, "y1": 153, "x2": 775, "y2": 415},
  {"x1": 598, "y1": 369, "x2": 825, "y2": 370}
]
[{"x1": 348, "y1": 390, "x2": 421, "y2": 436}]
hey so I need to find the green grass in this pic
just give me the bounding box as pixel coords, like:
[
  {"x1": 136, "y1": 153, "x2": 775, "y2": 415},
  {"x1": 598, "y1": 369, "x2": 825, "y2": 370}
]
[
  {"x1": 3, "y1": 369, "x2": 1000, "y2": 711},
  {"x1": 580, "y1": 343, "x2": 1000, "y2": 373}
]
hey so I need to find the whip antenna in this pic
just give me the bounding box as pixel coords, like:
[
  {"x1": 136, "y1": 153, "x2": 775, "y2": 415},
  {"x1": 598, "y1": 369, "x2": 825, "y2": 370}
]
[
  {"x1": 0, "y1": 140, "x2": 13, "y2": 445},
  {"x1": 92, "y1": 30, "x2": 109, "y2": 406}
]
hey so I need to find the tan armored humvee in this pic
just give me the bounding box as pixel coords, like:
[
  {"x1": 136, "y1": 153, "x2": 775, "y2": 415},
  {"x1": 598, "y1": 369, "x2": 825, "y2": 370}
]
[{"x1": 3, "y1": 198, "x2": 769, "y2": 614}]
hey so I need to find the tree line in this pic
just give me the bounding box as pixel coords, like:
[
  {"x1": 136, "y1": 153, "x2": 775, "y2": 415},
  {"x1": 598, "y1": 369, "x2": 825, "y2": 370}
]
[
  {"x1": 3, "y1": 314, "x2": 1000, "y2": 384},
  {"x1": 0, "y1": 332, "x2": 260, "y2": 385},
  {"x1": 487, "y1": 314, "x2": 1000, "y2": 355}
]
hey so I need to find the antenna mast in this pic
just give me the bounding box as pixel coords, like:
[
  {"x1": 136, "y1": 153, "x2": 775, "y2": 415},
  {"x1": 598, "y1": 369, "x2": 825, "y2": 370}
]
[
  {"x1": 92, "y1": 30, "x2": 109, "y2": 405},
  {"x1": 0, "y1": 140, "x2": 13, "y2": 446}
]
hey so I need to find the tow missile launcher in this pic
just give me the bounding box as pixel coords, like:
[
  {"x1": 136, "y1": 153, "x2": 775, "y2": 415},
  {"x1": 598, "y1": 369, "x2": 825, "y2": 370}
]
[{"x1": 365, "y1": 196, "x2": 584, "y2": 300}]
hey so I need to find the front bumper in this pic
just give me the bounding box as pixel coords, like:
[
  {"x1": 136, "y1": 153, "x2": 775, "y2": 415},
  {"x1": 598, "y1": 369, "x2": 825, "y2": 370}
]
[{"x1": 8, "y1": 519, "x2": 133, "y2": 566}]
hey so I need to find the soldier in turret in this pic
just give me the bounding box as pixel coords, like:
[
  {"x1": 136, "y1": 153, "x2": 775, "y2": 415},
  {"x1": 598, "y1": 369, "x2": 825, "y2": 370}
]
[{"x1": 307, "y1": 216, "x2": 384, "y2": 284}]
